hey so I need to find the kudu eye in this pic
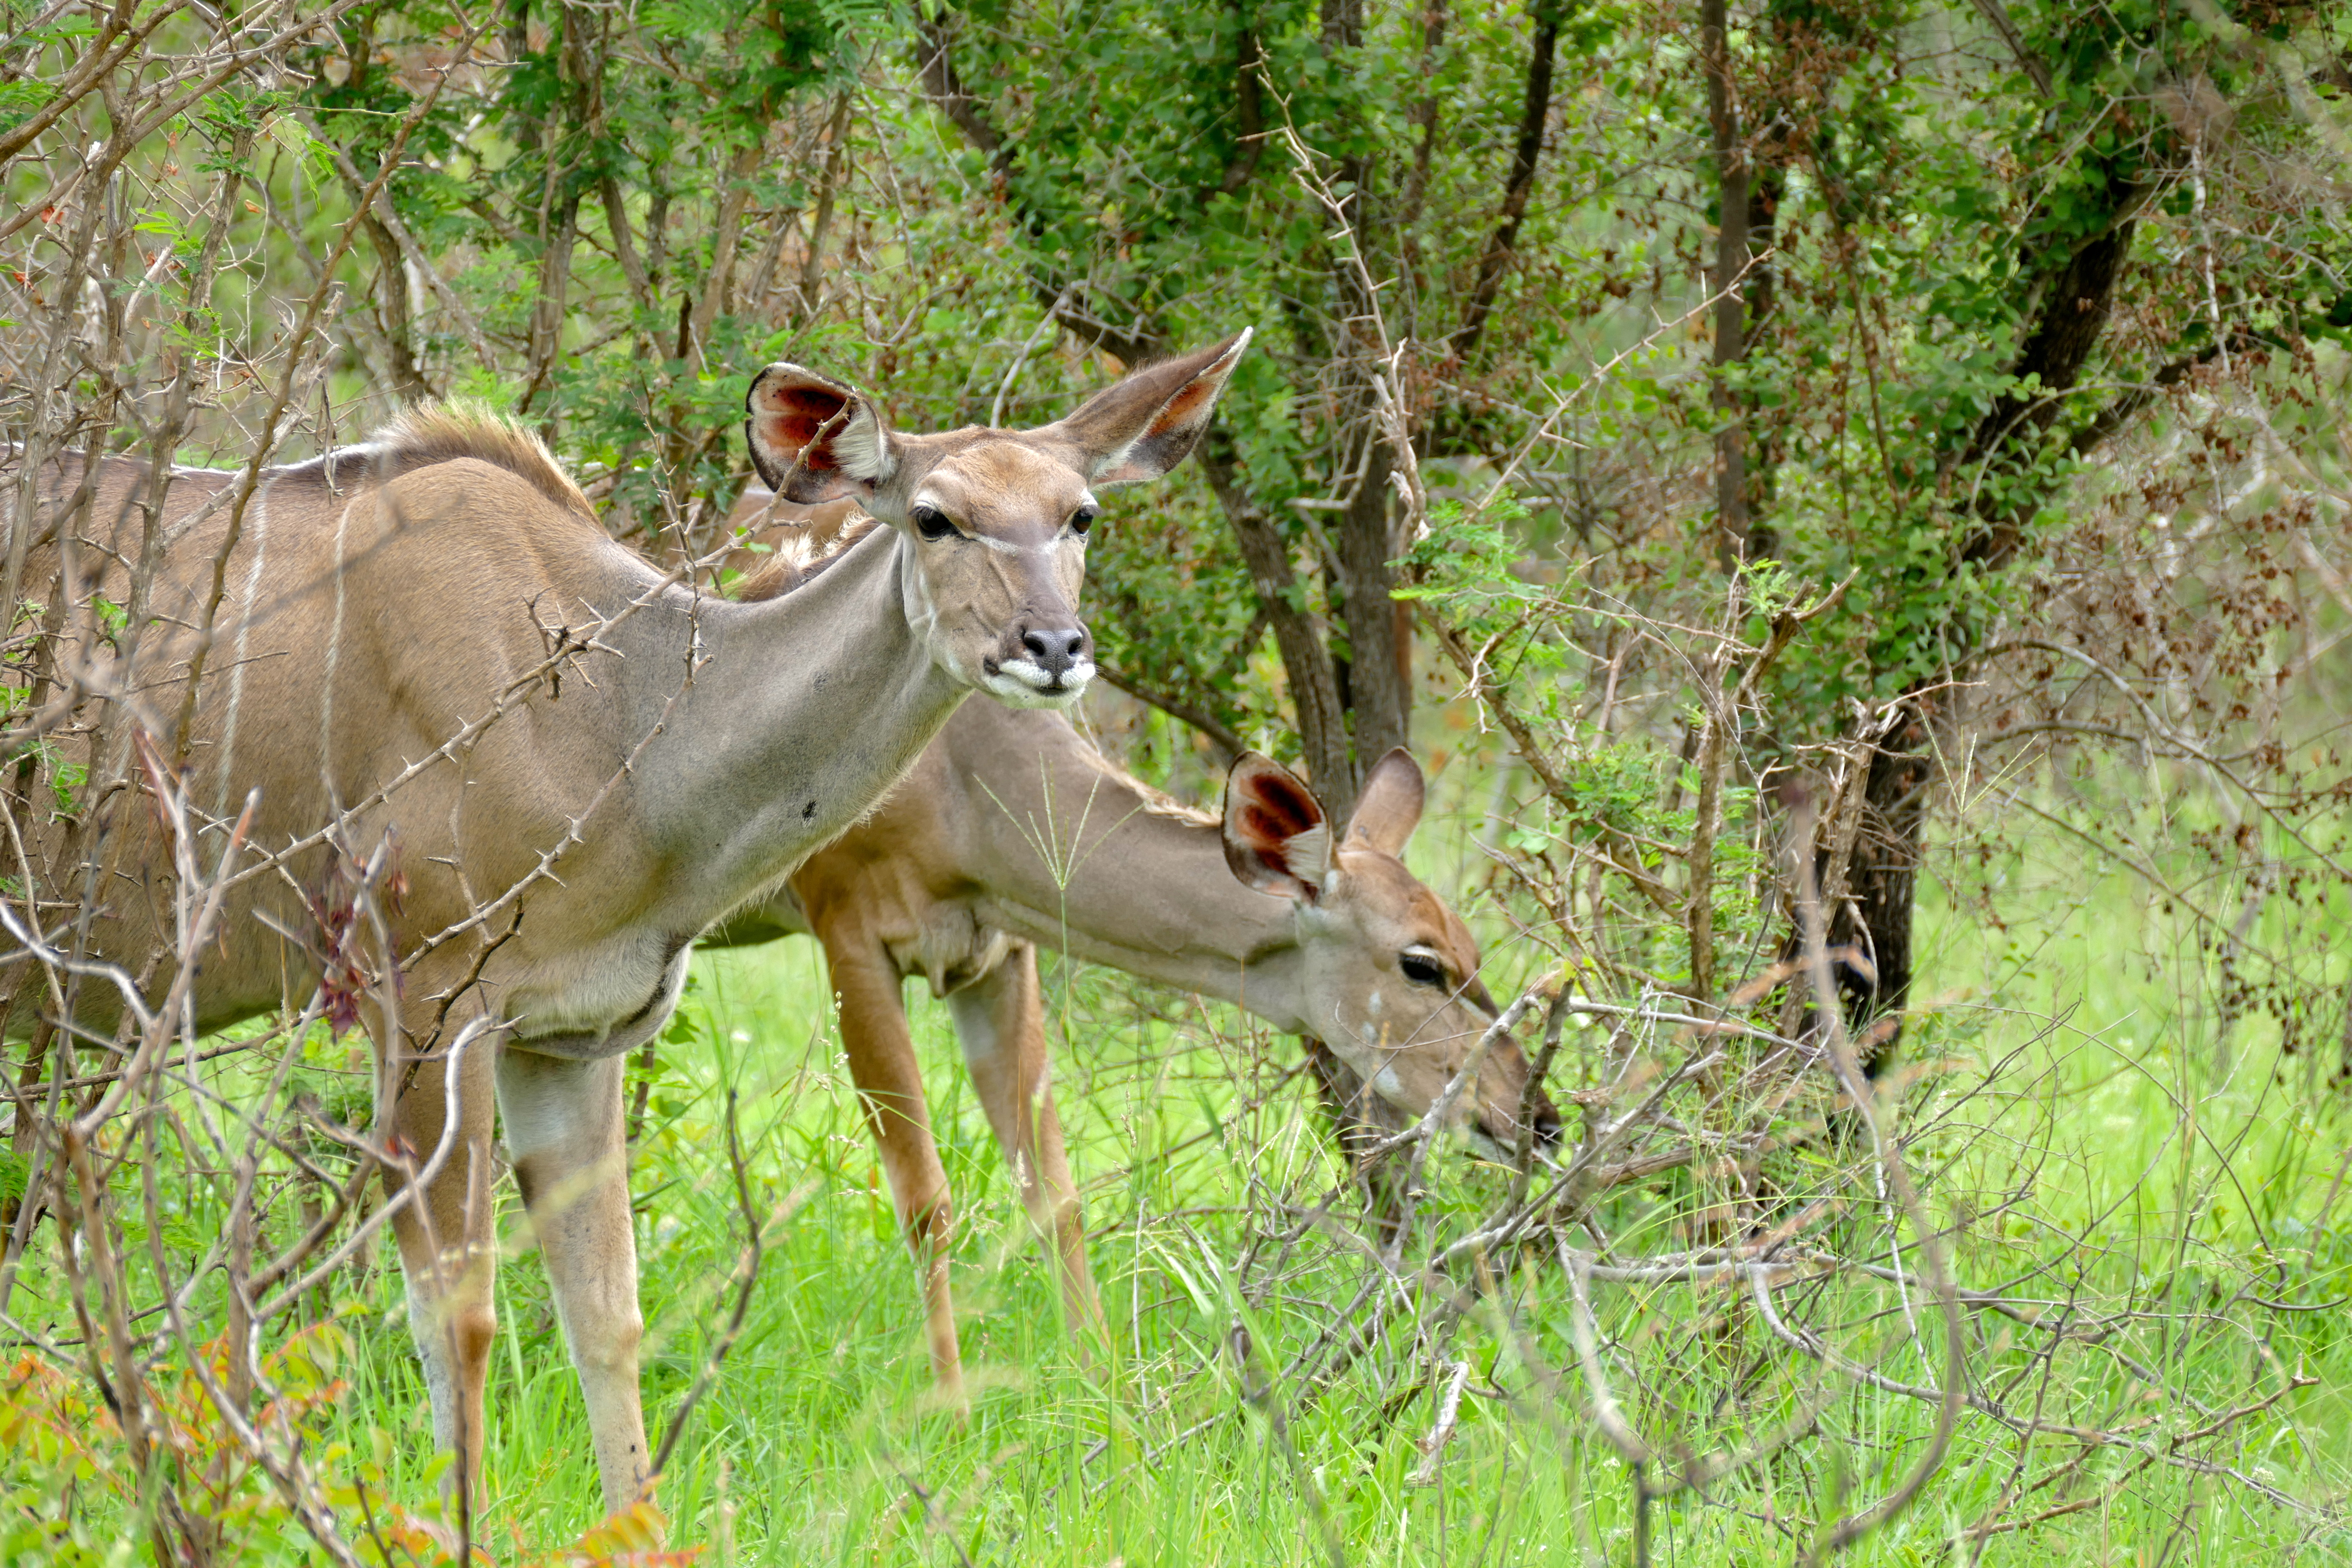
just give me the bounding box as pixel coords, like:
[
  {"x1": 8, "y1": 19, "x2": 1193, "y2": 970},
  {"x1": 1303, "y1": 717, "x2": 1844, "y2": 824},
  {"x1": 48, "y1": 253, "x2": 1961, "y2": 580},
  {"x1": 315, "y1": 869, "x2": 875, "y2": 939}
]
[
  {"x1": 1400, "y1": 950, "x2": 1446, "y2": 988},
  {"x1": 1069, "y1": 505, "x2": 1098, "y2": 536},
  {"x1": 911, "y1": 504, "x2": 957, "y2": 541}
]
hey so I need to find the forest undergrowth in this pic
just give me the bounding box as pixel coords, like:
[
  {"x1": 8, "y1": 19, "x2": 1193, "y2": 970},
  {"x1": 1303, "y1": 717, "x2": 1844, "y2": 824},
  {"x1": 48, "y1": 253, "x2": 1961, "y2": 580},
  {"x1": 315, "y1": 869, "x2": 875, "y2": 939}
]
[
  {"x1": 8, "y1": 0, "x2": 2352, "y2": 1561},
  {"x1": 5, "y1": 731, "x2": 2344, "y2": 1567}
]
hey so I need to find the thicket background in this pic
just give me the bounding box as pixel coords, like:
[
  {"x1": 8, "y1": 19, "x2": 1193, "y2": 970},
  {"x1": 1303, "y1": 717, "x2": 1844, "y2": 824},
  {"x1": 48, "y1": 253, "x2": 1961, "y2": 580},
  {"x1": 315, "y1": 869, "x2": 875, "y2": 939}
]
[{"x1": 4, "y1": 0, "x2": 2352, "y2": 1562}]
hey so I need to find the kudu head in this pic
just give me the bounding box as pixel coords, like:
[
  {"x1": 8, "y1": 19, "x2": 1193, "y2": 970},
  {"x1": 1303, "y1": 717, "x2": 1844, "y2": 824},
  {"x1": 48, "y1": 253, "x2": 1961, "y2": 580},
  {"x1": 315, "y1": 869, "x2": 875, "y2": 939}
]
[
  {"x1": 744, "y1": 331, "x2": 1250, "y2": 709},
  {"x1": 1222, "y1": 750, "x2": 1562, "y2": 1150}
]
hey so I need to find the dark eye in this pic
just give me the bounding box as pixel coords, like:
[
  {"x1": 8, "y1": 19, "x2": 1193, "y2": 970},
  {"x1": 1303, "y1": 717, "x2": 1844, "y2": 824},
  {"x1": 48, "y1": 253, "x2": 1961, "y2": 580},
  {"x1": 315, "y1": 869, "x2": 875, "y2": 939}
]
[
  {"x1": 1069, "y1": 505, "x2": 1098, "y2": 536},
  {"x1": 1400, "y1": 951, "x2": 1446, "y2": 988},
  {"x1": 911, "y1": 505, "x2": 956, "y2": 541}
]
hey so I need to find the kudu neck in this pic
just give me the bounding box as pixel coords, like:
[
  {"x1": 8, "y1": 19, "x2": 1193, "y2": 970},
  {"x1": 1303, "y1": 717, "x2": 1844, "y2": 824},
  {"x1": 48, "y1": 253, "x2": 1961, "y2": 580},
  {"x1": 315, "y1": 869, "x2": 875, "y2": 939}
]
[
  {"x1": 624, "y1": 523, "x2": 966, "y2": 927},
  {"x1": 956, "y1": 717, "x2": 1312, "y2": 1033}
]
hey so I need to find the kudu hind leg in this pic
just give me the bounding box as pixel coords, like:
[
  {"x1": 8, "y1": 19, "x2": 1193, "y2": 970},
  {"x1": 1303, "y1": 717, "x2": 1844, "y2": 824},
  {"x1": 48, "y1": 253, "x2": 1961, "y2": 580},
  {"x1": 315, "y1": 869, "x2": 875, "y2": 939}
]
[
  {"x1": 830, "y1": 943, "x2": 967, "y2": 1396},
  {"x1": 381, "y1": 1021, "x2": 502, "y2": 1517},
  {"x1": 946, "y1": 943, "x2": 1104, "y2": 1350},
  {"x1": 494, "y1": 1048, "x2": 649, "y2": 1512}
]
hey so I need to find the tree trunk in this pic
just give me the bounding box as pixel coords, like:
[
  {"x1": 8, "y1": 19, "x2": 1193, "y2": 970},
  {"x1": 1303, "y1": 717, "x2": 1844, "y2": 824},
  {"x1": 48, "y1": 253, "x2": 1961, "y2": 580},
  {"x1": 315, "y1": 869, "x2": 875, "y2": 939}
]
[
  {"x1": 1330, "y1": 203, "x2": 1410, "y2": 816},
  {"x1": 1313, "y1": 0, "x2": 1408, "y2": 819},
  {"x1": 1738, "y1": 157, "x2": 1784, "y2": 560},
  {"x1": 1335, "y1": 453, "x2": 1410, "y2": 792},
  {"x1": 1838, "y1": 704, "x2": 1932, "y2": 1044},
  {"x1": 1202, "y1": 433, "x2": 1354, "y2": 799},
  {"x1": 1838, "y1": 187, "x2": 2141, "y2": 1059},
  {"x1": 1455, "y1": 0, "x2": 1561, "y2": 358},
  {"x1": 1700, "y1": 0, "x2": 1749, "y2": 570},
  {"x1": 908, "y1": 0, "x2": 1578, "y2": 816},
  {"x1": 361, "y1": 213, "x2": 430, "y2": 403}
]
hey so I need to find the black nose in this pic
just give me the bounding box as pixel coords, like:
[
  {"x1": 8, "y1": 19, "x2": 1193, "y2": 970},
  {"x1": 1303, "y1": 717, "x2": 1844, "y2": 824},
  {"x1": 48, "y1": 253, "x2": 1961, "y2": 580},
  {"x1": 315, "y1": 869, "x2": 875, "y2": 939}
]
[
  {"x1": 1534, "y1": 1103, "x2": 1564, "y2": 1147},
  {"x1": 1021, "y1": 626, "x2": 1088, "y2": 677}
]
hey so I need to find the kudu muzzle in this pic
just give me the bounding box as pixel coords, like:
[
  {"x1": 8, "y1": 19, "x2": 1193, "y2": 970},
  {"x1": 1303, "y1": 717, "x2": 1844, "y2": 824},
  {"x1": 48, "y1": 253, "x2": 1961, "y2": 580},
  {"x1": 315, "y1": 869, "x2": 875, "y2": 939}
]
[{"x1": 986, "y1": 587, "x2": 1094, "y2": 702}]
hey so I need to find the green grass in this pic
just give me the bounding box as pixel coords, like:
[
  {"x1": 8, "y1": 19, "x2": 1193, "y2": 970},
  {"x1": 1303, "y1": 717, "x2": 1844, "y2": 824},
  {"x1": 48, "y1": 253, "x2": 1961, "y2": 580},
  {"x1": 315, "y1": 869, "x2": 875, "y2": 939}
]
[{"x1": 5, "y1": 784, "x2": 2349, "y2": 1565}]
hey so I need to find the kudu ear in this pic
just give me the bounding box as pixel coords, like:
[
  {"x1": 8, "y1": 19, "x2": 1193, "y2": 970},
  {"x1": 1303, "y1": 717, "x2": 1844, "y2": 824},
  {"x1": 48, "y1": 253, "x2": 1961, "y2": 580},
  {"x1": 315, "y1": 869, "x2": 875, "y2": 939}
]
[
  {"x1": 744, "y1": 364, "x2": 897, "y2": 504},
  {"x1": 1222, "y1": 750, "x2": 1332, "y2": 902},
  {"x1": 1344, "y1": 748, "x2": 1426, "y2": 856},
  {"x1": 1049, "y1": 328, "x2": 1253, "y2": 486}
]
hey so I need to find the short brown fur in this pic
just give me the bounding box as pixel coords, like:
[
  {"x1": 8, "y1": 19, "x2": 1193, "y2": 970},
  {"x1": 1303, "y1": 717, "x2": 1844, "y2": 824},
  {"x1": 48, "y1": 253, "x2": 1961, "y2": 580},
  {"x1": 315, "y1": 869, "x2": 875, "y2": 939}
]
[
  {"x1": 707, "y1": 487, "x2": 1556, "y2": 1399},
  {"x1": 9, "y1": 331, "x2": 1250, "y2": 1519}
]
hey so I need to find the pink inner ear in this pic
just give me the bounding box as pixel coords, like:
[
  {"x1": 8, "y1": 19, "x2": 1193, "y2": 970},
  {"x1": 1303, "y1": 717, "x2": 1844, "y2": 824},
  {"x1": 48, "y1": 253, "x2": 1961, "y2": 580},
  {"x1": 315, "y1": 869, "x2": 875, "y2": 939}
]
[
  {"x1": 1242, "y1": 810, "x2": 1293, "y2": 878},
  {"x1": 757, "y1": 387, "x2": 850, "y2": 468},
  {"x1": 1240, "y1": 772, "x2": 1321, "y2": 875},
  {"x1": 1146, "y1": 378, "x2": 1214, "y2": 438}
]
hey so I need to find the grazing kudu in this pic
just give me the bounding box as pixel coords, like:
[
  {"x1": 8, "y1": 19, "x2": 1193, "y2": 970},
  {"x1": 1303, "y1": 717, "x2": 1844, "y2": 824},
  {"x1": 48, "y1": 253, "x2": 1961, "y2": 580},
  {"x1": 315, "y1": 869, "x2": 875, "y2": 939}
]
[
  {"x1": 4, "y1": 330, "x2": 1248, "y2": 1514},
  {"x1": 705, "y1": 491, "x2": 1560, "y2": 1396}
]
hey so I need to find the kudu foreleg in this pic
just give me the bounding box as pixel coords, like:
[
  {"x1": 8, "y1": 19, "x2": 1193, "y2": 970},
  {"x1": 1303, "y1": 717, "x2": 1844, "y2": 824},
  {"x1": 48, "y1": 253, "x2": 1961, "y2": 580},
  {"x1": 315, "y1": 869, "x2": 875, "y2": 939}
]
[
  {"x1": 495, "y1": 1048, "x2": 649, "y2": 1512},
  {"x1": 381, "y1": 1022, "x2": 502, "y2": 1521},
  {"x1": 946, "y1": 944, "x2": 1104, "y2": 1351},
  {"x1": 830, "y1": 945, "x2": 966, "y2": 1398}
]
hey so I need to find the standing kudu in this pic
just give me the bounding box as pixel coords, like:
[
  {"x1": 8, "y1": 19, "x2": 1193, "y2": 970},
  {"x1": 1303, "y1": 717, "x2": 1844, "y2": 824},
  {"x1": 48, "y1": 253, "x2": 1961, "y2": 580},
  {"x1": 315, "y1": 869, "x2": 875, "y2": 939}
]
[
  {"x1": 706, "y1": 491, "x2": 1561, "y2": 1396},
  {"x1": 3, "y1": 330, "x2": 1247, "y2": 1514}
]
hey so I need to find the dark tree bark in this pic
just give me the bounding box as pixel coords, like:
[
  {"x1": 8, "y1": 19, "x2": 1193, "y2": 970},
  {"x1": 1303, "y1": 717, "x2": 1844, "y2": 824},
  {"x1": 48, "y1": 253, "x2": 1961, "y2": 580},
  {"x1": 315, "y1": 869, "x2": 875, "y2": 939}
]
[
  {"x1": 1306, "y1": 0, "x2": 1414, "y2": 817},
  {"x1": 1737, "y1": 157, "x2": 1785, "y2": 560},
  {"x1": 1700, "y1": 0, "x2": 1749, "y2": 569},
  {"x1": 1331, "y1": 432, "x2": 1410, "y2": 812},
  {"x1": 1397, "y1": 1, "x2": 1450, "y2": 240},
  {"x1": 1956, "y1": 189, "x2": 2143, "y2": 568},
  {"x1": 1201, "y1": 432, "x2": 1354, "y2": 797},
  {"x1": 915, "y1": 13, "x2": 1009, "y2": 172},
  {"x1": 360, "y1": 214, "x2": 431, "y2": 403},
  {"x1": 1315, "y1": 0, "x2": 1561, "y2": 817},
  {"x1": 1324, "y1": 166, "x2": 1408, "y2": 815},
  {"x1": 909, "y1": 3, "x2": 1562, "y2": 820},
  {"x1": 1835, "y1": 714, "x2": 1932, "y2": 1047},
  {"x1": 1454, "y1": 0, "x2": 1562, "y2": 359},
  {"x1": 1216, "y1": 3, "x2": 1265, "y2": 198},
  {"x1": 915, "y1": 13, "x2": 1155, "y2": 366},
  {"x1": 1840, "y1": 183, "x2": 2144, "y2": 1050}
]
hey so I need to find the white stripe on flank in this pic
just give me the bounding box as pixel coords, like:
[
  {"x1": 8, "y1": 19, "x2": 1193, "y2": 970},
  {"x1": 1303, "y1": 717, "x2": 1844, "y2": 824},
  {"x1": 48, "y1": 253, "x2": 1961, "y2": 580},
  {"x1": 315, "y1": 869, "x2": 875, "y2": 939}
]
[
  {"x1": 320, "y1": 490, "x2": 353, "y2": 785},
  {"x1": 214, "y1": 478, "x2": 272, "y2": 815}
]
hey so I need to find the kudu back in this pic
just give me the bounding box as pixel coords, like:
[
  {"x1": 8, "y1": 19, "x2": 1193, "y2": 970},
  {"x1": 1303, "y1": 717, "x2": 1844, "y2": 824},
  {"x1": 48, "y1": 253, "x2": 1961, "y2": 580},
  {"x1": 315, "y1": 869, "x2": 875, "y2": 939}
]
[
  {"x1": 2, "y1": 330, "x2": 1247, "y2": 1514},
  {"x1": 706, "y1": 487, "x2": 1559, "y2": 1395}
]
